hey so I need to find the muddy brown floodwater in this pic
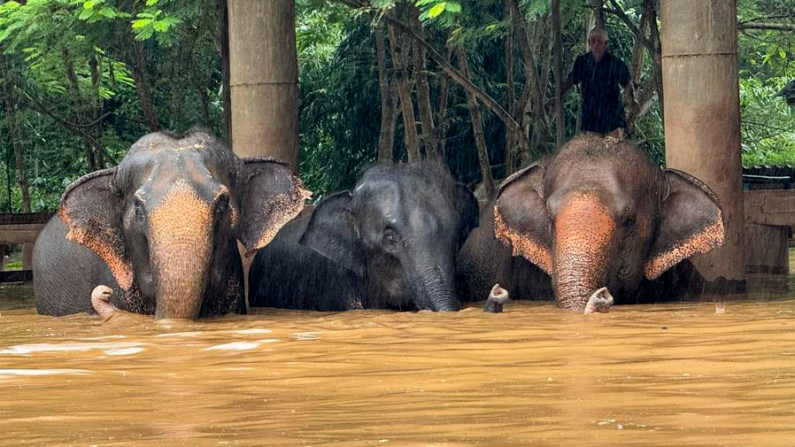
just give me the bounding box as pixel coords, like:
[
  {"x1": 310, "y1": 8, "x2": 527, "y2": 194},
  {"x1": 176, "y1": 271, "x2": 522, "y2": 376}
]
[{"x1": 1, "y1": 282, "x2": 794, "y2": 447}]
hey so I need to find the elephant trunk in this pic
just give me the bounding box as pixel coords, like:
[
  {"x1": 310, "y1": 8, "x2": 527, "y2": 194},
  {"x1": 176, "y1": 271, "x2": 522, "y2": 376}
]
[
  {"x1": 149, "y1": 182, "x2": 215, "y2": 319},
  {"x1": 414, "y1": 260, "x2": 460, "y2": 312},
  {"x1": 552, "y1": 193, "x2": 616, "y2": 311}
]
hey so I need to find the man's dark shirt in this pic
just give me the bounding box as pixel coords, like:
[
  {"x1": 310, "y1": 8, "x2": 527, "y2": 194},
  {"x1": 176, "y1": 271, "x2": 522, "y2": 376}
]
[{"x1": 571, "y1": 51, "x2": 631, "y2": 134}]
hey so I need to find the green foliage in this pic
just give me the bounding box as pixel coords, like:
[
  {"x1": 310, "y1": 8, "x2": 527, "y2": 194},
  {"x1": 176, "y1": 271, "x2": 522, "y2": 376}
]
[
  {"x1": 0, "y1": 0, "x2": 223, "y2": 212},
  {"x1": 740, "y1": 76, "x2": 795, "y2": 166},
  {"x1": 298, "y1": 14, "x2": 381, "y2": 199},
  {"x1": 2, "y1": 0, "x2": 795, "y2": 213}
]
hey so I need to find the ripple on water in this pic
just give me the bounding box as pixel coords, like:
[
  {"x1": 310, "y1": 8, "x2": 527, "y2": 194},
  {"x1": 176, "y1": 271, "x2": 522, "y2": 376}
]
[
  {"x1": 0, "y1": 342, "x2": 146, "y2": 356},
  {"x1": 0, "y1": 369, "x2": 91, "y2": 378}
]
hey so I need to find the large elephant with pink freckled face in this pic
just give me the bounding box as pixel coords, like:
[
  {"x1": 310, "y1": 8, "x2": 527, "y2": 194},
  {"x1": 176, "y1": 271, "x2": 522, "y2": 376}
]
[
  {"x1": 33, "y1": 129, "x2": 309, "y2": 320},
  {"x1": 457, "y1": 134, "x2": 725, "y2": 311}
]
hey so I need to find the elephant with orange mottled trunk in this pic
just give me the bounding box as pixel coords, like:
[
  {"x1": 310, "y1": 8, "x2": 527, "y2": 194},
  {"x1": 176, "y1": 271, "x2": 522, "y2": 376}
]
[
  {"x1": 33, "y1": 129, "x2": 309, "y2": 319},
  {"x1": 457, "y1": 134, "x2": 725, "y2": 311}
]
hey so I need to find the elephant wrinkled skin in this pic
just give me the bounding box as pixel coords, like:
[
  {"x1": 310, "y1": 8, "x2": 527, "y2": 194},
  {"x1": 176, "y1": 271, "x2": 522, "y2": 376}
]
[
  {"x1": 249, "y1": 163, "x2": 479, "y2": 312},
  {"x1": 33, "y1": 129, "x2": 309, "y2": 319},
  {"x1": 457, "y1": 134, "x2": 725, "y2": 311}
]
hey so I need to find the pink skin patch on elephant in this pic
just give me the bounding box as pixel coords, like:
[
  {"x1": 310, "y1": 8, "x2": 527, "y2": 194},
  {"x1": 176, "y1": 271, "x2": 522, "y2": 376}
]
[
  {"x1": 494, "y1": 206, "x2": 553, "y2": 274},
  {"x1": 484, "y1": 283, "x2": 510, "y2": 313},
  {"x1": 91, "y1": 285, "x2": 117, "y2": 322},
  {"x1": 583, "y1": 287, "x2": 614, "y2": 314},
  {"x1": 553, "y1": 193, "x2": 616, "y2": 311},
  {"x1": 61, "y1": 210, "x2": 134, "y2": 291},
  {"x1": 644, "y1": 215, "x2": 725, "y2": 280},
  {"x1": 148, "y1": 180, "x2": 213, "y2": 319}
]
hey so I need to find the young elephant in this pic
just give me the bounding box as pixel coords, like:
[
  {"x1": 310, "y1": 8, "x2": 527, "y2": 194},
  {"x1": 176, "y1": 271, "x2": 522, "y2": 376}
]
[
  {"x1": 248, "y1": 163, "x2": 479, "y2": 311},
  {"x1": 457, "y1": 134, "x2": 725, "y2": 311},
  {"x1": 33, "y1": 129, "x2": 309, "y2": 319}
]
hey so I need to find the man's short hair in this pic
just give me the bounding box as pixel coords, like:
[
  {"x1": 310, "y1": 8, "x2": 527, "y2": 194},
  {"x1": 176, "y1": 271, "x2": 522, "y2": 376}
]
[{"x1": 588, "y1": 27, "x2": 609, "y2": 42}]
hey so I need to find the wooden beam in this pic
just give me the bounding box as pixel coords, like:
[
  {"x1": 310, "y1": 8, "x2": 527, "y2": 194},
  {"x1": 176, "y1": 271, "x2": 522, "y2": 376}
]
[
  {"x1": 0, "y1": 223, "x2": 46, "y2": 244},
  {"x1": 744, "y1": 189, "x2": 795, "y2": 226}
]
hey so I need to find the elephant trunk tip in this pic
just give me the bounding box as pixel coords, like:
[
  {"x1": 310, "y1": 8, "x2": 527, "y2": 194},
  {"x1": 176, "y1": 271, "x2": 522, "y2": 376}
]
[
  {"x1": 435, "y1": 299, "x2": 461, "y2": 312},
  {"x1": 583, "y1": 287, "x2": 614, "y2": 314},
  {"x1": 91, "y1": 285, "x2": 117, "y2": 321},
  {"x1": 484, "y1": 284, "x2": 510, "y2": 313}
]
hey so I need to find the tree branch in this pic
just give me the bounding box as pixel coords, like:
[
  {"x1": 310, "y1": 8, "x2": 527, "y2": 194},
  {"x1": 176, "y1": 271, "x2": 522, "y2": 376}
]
[
  {"x1": 603, "y1": 2, "x2": 654, "y2": 51},
  {"x1": 380, "y1": 13, "x2": 531, "y2": 155},
  {"x1": 737, "y1": 22, "x2": 795, "y2": 32}
]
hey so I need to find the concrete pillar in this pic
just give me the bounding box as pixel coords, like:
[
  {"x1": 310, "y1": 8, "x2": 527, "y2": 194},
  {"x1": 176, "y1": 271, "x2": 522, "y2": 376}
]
[
  {"x1": 227, "y1": 0, "x2": 299, "y2": 168},
  {"x1": 660, "y1": 0, "x2": 745, "y2": 284}
]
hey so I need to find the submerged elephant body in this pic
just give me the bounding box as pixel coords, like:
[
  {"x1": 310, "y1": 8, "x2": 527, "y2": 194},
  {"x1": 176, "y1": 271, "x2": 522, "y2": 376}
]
[
  {"x1": 249, "y1": 163, "x2": 479, "y2": 312},
  {"x1": 458, "y1": 134, "x2": 724, "y2": 311},
  {"x1": 34, "y1": 129, "x2": 309, "y2": 319}
]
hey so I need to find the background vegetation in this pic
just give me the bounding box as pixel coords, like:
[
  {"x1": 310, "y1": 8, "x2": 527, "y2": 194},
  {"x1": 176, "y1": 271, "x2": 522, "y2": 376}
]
[{"x1": 1, "y1": 0, "x2": 793, "y2": 212}]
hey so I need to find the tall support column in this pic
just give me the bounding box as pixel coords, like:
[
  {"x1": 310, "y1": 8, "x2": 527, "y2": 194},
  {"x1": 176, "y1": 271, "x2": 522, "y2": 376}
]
[
  {"x1": 660, "y1": 0, "x2": 745, "y2": 283},
  {"x1": 227, "y1": 0, "x2": 299, "y2": 168}
]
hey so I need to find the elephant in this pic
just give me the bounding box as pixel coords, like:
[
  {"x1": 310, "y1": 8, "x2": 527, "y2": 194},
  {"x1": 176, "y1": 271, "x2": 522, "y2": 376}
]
[
  {"x1": 248, "y1": 163, "x2": 479, "y2": 312},
  {"x1": 33, "y1": 129, "x2": 310, "y2": 319},
  {"x1": 457, "y1": 134, "x2": 725, "y2": 312}
]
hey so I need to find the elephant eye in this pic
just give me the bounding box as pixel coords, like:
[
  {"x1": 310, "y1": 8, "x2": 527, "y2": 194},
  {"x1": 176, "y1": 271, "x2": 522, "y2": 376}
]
[
  {"x1": 382, "y1": 227, "x2": 399, "y2": 252},
  {"x1": 622, "y1": 215, "x2": 636, "y2": 228},
  {"x1": 214, "y1": 193, "x2": 229, "y2": 217},
  {"x1": 133, "y1": 199, "x2": 146, "y2": 224}
]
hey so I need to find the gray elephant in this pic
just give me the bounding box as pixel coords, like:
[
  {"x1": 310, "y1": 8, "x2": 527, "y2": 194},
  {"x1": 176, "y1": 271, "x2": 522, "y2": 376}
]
[
  {"x1": 248, "y1": 163, "x2": 479, "y2": 311},
  {"x1": 33, "y1": 129, "x2": 309, "y2": 319},
  {"x1": 457, "y1": 134, "x2": 725, "y2": 311}
]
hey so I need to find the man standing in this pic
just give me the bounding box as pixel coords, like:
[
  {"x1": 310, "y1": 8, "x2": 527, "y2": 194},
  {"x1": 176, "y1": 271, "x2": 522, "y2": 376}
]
[{"x1": 564, "y1": 27, "x2": 633, "y2": 139}]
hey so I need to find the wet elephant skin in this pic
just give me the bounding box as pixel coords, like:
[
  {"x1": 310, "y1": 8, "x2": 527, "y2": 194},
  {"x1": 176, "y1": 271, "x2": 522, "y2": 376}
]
[
  {"x1": 248, "y1": 163, "x2": 479, "y2": 312},
  {"x1": 33, "y1": 128, "x2": 309, "y2": 319},
  {"x1": 457, "y1": 134, "x2": 725, "y2": 311}
]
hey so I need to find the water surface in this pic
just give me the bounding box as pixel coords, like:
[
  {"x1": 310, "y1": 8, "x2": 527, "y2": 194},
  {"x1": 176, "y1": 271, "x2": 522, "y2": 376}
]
[{"x1": 1, "y1": 283, "x2": 794, "y2": 446}]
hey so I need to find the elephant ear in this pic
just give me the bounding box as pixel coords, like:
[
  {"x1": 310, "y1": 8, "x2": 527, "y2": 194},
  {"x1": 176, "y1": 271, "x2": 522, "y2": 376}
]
[
  {"x1": 453, "y1": 183, "x2": 480, "y2": 248},
  {"x1": 299, "y1": 191, "x2": 365, "y2": 277},
  {"x1": 238, "y1": 158, "x2": 311, "y2": 257},
  {"x1": 493, "y1": 163, "x2": 553, "y2": 274},
  {"x1": 644, "y1": 169, "x2": 725, "y2": 280},
  {"x1": 59, "y1": 168, "x2": 135, "y2": 291}
]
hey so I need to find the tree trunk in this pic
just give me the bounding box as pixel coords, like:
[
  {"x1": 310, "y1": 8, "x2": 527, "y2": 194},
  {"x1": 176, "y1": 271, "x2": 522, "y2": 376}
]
[
  {"x1": 89, "y1": 54, "x2": 104, "y2": 169},
  {"x1": 592, "y1": 0, "x2": 605, "y2": 29},
  {"x1": 507, "y1": 0, "x2": 547, "y2": 161},
  {"x1": 128, "y1": 39, "x2": 160, "y2": 132},
  {"x1": 387, "y1": 9, "x2": 420, "y2": 162},
  {"x1": 504, "y1": 0, "x2": 516, "y2": 173},
  {"x1": 62, "y1": 48, "x2": 99, "y2": 171},
  {"x1": 383, "y1": 13, "x2": 531, "y2": 158},
  {"x1": 220, "y1": 0, "x2": 232, "y2": 144},
  {"x1": 410, "y1": 6, "x2": 440, "y2": 162},
  {"x1": 646, "y1": 0, "x2": 664, "y2": 124},
  {"x1": 376, "y1": 26, "x2": 398, "y2": 162},
  {"x1": 435, "y1": 46, "x2": 453, "y2": 160},
  {"x1": 552, "y1": 0, "x2": 565, "y2": 148},
  {"x1": 228, "y1": 0, "x2": 300, "y2": 166},
  {"x1": 456, "y1": 46, "x2": 495, "y2": 199},
  {"x1": 1, "y1": 54, "x2": 31, "y2": 212}
]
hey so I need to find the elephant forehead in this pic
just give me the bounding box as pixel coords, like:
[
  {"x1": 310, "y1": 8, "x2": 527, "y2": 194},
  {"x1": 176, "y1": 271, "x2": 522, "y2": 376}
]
[
  {"x1": 139, "y1": 158, "x2": 227, "y2": 201},
  {"x1": 556, "y1": 193, "x2": 616, "y2": 234},
  {"x1": 129, "y1": 130, "x2": 216, "y2": 154},
  {"x1": 355, "y1": 184, "x2": 401, "y2": 218},
  {"x1": 148, "y1": 181, "x2": 214, "y2": 237}
]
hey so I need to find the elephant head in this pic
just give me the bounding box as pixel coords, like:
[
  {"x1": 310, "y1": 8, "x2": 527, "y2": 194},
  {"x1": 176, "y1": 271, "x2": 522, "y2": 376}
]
[
  {"x1": 58, "y1": 129, "x2": 309, "y2": 319},
  {"x1": 494, "y1": 134, "x2": 724, "y2": 311},
  {"x1": 300, "y1": 163, "x2": 479, "y2": 311}
]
